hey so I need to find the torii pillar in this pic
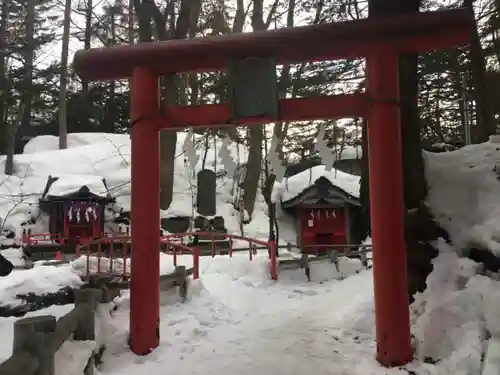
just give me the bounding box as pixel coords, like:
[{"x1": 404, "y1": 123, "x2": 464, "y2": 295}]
[{"x1": 129, "y1": 67, "x2": 161, "y2": 352}]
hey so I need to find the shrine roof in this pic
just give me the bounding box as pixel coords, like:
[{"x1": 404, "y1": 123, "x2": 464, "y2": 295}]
[
  {"x1": 43, "y1": 188, "x2": 115, "y2": 204},
  {"x1": 40, "y1": 179, "x2": 115, "y2": 204},
  {"x1": 281, "y1": 176, "x2": 360, "y2": 210},
  {"x1": 272, "y1": 165, "x2": 360, "y2": 207}
]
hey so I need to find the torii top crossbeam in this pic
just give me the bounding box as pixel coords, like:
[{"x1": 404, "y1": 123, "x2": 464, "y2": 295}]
[{"x1": 74, "y1": 8, "x2": 472, "y2": 81}]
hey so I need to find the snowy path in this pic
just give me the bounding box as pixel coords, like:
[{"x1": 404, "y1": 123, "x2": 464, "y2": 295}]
[
  {"x1": 0, "y1": 253, "x2": 405, "y2": 375},
  {"x1": 98, "y1": 262, "x2": 406, "y2": 375}
]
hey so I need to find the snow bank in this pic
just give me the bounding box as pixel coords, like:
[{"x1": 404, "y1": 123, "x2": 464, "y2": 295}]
[
  {"x1": 0, "y1": 265, "x2": 83, "y2": 307},
  {"x1": 411, "y1": 240, "x2": 485, "y2": 372},
  {"x1": 22, "y1": 133, "x2": 128, "y2": 154},
  {"x1": 482, "y1": 338, "x2": 500, "y2": 375},
  {"x1": 271, "y1": 164, "x2": 360, "y2": 204},
  {"x1": 0, "y1": 132, "x2": 287, "y2": 243},
  {"x1": 411, "y1": 138, "x2": 500, "y2": 373},
  {"x1": 425, "y1": 140, "x2": 500, "y2": 253}
]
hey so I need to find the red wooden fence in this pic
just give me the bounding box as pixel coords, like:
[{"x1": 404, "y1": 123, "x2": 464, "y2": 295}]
[{"x1": 21, "y1": 231, "x2": 278, "y2": 281}]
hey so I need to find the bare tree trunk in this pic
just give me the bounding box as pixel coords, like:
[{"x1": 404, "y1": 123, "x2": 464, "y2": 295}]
[
  {"x1": 273, "y1": 0, "x2": 297, "y2": 157},
  {"x1": 201, "y1": 133, "x2": 209, "y2": 169},
  {"x1": 126, "y1": 0, "x2": 134, "y2": 93},
  {"x1": 241, "y1": 0, "x2": 278, "y2": 217},
  {"x1": 433, "y1": 88, "x2": 444, "y2": 142},
  {"x1": 0, "y1": 0, "x2": 8, "y2": 155},
  {"x1": 212, "y1": 0, "x2": 246, "y2": 142},
  {"x1": 128, "y1": 0, "x2": 134, "y2": 44},
  {"x1": 134, "y1": 0, "x2": 201, "y2": 210},
  {"x1": 363, "y1": 0, "x2": 432, "y2": 302},
  {"x1": 105, "y1": 11, "x2": 117, "y2": 133},
  {"x1": 261, "y1": 0, "x2": 298, "y2": 238},
  {"x1": 5, "y1": 105, "x2": 23, "y2": 175},
  {"x1": 158, "y1": 0, "x2": 198, "y2": 210},
  {"x1": 232, "y1": 0, "x2": 245, "y2": 33},
  {"x1": 449, "y1": 51, "x2": 467, "y2": 141},
  {"x1": 464, "y1": 0, "x2": 495, "y2": 141},
  {"x1": 187, "y1": 0, "x2": 200, "y2": 106},
  {"x1": 262, "y1": 128, "x2": 277, "y2": 244},
  {"x1": 79, "y1": 0, "x2": 93, "y2": 132},
  {"x1": 58, "y1": 0, "x2": 72, "y2": 149},
  {"x1": 19, "y1": 0, "x2": 36, "y2": 148}
]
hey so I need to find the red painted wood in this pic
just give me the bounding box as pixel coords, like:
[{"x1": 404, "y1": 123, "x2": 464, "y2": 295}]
[
  {"x1": 300, "y1": 208, "x2": 347, "y2": 254},
  {"x1": 269, "y1": 241, "x2": 278, "y2": 281},
  {"x1": 68, "y1": 225, "x2": 93, "y2": 241},
  {"x1": 157, "y1": 95, "x2": 368, "y2": 129},
  {"x1": 60, "y1": 201, "x2": 103, "y2": 244},
  {"x1": 129, "y1": 67, "x2": 161, "y2": 356},
  {"x1": 73, "y1": 9, "x2": 472, "y2": 80},
  {"x1": 367, "y1": 48, "x2": 412, "y2": 366},
  {"x1": 63, "y1": 205, "x2": 69, "y2": 241}
]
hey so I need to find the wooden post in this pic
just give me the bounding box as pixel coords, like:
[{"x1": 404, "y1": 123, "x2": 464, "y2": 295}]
[
  {"x1": 193, "y1": 247, "x2": 199, "y2": 280},
  {"x1": 74, "y1": 289, "x2": 98, "y2": 341},
  {"x1": 13, "y1": 315, "x2": 57, "y2": 375},
  {"x1": 74, "y1": 289, "x2": 100, "y2": 375},
  {"x1": 130, "y1": 67, "x2": 160, "y2": 355},
  {"x1": 269, "y1": 241, "x2": 278, "y2": 281},
  {"x1": 176, "y1": 266, "x2": 188, "y2": 301},
  {"x1": 367, "y1": 48, "x2": 412, "y2": 366}
]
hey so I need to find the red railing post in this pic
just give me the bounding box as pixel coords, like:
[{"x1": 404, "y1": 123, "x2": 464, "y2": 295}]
[
  {"x1": 122, "y1": 238, "x2": 127, "y2": 277},
  {"x1": 97, "y1": 240, "x2": 102, "y2": 273},
  {"x1": 269, "y1": 241, "x2": 278, "y2": 281},
  {"x1": 85, "y1": 240, "x2": 91, "y2": 280},
  {"x1": 249, "y1": 241, "x2": 253, "y2": 261},
  {"x1": 193, "y1": 247, "x2": 199, "y2": 280},
  {"x1": 173, "y1": 247, "x2": 178, "y2": 266},
  {"x1": 107, "y1": 238, "x2": 114, "y2": 273},
  {"x1": 211, "y1": 233, "x2": 215, "y2": 257},
  {"x1": 228, "y1": 238, "x2": 233, "y2": 257}
]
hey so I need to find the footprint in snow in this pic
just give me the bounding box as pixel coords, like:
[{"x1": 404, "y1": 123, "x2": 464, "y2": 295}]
[{"x1": 292, "y1": 288, "x2": 317, "y2": 295}]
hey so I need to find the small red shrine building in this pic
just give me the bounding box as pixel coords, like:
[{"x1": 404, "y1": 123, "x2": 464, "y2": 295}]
[
  {"x1": 279, "y1": 175, "x2": 363, "y2": 254},
  {"x1": 37, "y1": 184, "x2": 115, "y2": 244}
]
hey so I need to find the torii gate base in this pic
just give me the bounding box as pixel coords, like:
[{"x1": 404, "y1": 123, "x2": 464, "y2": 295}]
[{"x1": 73, "y1": 9, "x2": 473, "y2": 367}]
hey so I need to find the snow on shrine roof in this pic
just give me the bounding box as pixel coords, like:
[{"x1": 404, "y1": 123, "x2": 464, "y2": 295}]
[
  {"x1": 47, "y1": 175, "x2": 109, "y2": 198},
  {"x1": 271, "y1": 165, "x2": 360, "y2": 204}
]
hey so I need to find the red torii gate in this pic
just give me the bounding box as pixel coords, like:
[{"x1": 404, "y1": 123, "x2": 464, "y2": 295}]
[{"x1": 73, "y1": 9, "x2": 473, "y2": 367}]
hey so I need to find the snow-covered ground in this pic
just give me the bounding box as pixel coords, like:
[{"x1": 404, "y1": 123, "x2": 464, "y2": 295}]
[
  {"x1": 3, "y1": 133, "x2": 500, "y2": 374},
  {"x1": 99, "y1": 259, "x2": 379, "y2": 375}
]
